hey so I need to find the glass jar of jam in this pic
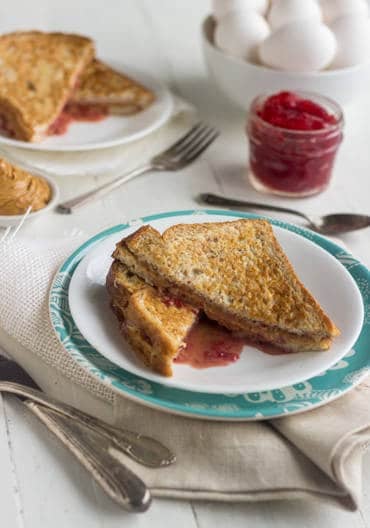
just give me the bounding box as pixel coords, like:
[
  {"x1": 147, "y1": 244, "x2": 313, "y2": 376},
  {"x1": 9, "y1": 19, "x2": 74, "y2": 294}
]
[{"x1": 246, "y1": 91, "x2": 344, "y2": 197}]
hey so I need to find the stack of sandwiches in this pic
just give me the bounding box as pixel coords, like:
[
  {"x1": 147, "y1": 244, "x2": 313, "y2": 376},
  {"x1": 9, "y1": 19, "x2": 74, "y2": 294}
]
[
  {"x1": 106, "y1": 219, "x2": 340, "y2": 377},
  {"x1": 0, "y1": 31, "x2": 155, "y2": 142}
]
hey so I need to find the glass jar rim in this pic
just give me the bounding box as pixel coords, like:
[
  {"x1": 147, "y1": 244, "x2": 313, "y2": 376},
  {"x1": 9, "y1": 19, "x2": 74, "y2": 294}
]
[{"x1": 249, "y1": 91, "x2": 344, "y2": 136}]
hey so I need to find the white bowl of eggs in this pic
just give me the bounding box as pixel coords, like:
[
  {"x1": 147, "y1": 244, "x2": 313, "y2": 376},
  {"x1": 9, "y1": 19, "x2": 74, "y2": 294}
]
[{"x1": 202, "y1": 0, "x2": 370, "y2": 108}]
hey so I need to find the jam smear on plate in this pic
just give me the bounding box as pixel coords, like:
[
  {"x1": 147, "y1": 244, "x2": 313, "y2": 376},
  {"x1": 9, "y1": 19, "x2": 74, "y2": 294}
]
[
  {"x1": 174, "y1": 319, "x2": 293, "y2": 369},
  {"x1": 174, "y1": 320, "x2": 244, "y2": 368},
  {"x1": 47, "y1": 103, "x2": 108, "y2": 136}
]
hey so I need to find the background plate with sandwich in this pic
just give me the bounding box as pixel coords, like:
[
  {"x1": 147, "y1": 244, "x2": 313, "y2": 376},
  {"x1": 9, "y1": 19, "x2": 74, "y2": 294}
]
[{"x1": 0, "y1": 31, "x2": 173, "y2": 151}]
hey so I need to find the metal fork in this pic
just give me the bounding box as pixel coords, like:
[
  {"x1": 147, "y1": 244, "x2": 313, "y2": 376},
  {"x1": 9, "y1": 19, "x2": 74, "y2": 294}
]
[
  {"x1": 58, "y1": 122, "x2": 219, "y2": 214},
  {"x1": 0, "y1": 206, "x2": 32, "y2": 244}
]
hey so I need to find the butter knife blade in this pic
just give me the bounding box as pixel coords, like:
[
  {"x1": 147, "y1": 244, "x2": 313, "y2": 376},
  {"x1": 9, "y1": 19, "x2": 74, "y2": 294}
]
[
  {"x1": 26, "y1": 401, "x2": 151, "y2": 512},
  {"x1": 0, "y1": 357, "x2": 175, "y2": 468},
  {"x1": 0, "y1": 356, "x2": 152, "y2": 511}
]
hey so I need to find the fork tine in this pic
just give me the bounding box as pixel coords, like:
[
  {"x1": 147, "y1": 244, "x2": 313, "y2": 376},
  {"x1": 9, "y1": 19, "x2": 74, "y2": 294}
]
[
  {"x1": 181, "y1": 130, "x2": 219, "y2": 164},
  {"x1": 176, "y1": 126, "x2": 215, "y2": 158},
  {"x1": 162, "y1": 122, "x2": 204, "y2": 156},
  {"x1": 170, "y1": 124, "x2": 211, "y2": 155},
  {"x1": 0, "y1": 226, "x2": 11, "y2": 244}
]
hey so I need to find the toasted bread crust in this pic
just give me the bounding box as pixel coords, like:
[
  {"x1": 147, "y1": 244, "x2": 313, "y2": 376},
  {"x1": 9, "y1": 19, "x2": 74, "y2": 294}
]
[
  {"x1": 106, "y1": 261, "x2": 197, "y2": 376},
  {"x1": 0, "y1": 31, "x2": 94, "y2": 141},
  {"x1": 113, "y1": 220, "x2": 339, "y2": 351},
  {"x1": 112, "y1": 245, "x2": 333, "y2": 352},
  {"x1": 71, "y1": 59, "x2": 155, "y2": 113},
  {"x1": 0, "y1": 98, "x2": 33, "y2": 140},
  {"x1": 106, "y1": 260, "x2": 144, "y2": 304}
]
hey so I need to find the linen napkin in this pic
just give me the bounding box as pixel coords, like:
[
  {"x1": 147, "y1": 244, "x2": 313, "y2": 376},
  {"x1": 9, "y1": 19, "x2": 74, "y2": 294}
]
[{"x1": 0, "y1": 235, "x2": 369, "y2": 512}]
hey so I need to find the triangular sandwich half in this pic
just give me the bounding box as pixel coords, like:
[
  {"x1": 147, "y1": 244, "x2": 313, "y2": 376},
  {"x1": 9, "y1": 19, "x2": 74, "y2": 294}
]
[
  {"x1": 0, "y1": 31, "x2": 94, "y2": 141},
  {"x1": 106, "y1": 261, "x2": 198, "y2": 376},
  {"x1": 112, "y1": 219, "x2": 340, "y2": 353},
  {"x1": 69, "y1": 59, "x2": 155, "y2": 115}
]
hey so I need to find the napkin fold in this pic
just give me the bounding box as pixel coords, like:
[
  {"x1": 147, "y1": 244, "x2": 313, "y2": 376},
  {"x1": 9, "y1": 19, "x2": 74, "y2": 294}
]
[{"x1": 1, "y1": 236, "x2": 369, "y2": 512}]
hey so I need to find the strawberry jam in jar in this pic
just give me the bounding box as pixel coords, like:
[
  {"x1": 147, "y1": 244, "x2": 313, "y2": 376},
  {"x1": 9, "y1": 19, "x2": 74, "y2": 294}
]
[{"x1": 247, "y1": 91, "x2": 344, "y2": 197}]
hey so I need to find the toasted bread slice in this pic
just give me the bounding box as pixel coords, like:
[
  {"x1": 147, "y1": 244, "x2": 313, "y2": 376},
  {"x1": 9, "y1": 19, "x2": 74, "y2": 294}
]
[
  {"x1": 106, "y1": 260, "x2": 145, "y2": 307},
  {"x1": 113, "y1": 220, "x2": 340, "y2": 352},
  {"x1": 106, "y1": 261, "x2": 198, "y2": 376},
  {"x1": 70, "y1": 59, "x2": 155, "y2": 115},
  {"x1": 0, "y1": 31, "x2": 94, "y2": 141}
]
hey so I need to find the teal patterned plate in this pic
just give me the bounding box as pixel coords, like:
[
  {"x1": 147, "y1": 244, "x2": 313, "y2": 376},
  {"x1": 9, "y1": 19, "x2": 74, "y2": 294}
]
[{"x1": 49, "y1": 210, "x2": 370, "y2": 420}]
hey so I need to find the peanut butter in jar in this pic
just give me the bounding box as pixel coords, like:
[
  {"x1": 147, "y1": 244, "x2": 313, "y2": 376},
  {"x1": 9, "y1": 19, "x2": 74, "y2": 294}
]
[{"x1": 0, "y1": 158, "x2": 51, "y2": 215}]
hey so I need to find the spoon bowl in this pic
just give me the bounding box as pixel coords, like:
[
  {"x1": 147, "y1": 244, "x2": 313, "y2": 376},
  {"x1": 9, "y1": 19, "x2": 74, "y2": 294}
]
[
  {"x1": 198, "y1": 193, "x2": 370, "y2": 236},
  {"x1": 313, "y1": 214, "x2": 370, "y2": 235}
]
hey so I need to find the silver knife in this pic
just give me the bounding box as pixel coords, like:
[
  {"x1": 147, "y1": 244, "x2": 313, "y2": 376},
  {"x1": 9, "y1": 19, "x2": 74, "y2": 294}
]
[
  {"x1": 0, "y1": 356, "x2": 175, "y2": 468},
  {"x1": 0, "y1": 355, "x2": 155, "y2": 512}
]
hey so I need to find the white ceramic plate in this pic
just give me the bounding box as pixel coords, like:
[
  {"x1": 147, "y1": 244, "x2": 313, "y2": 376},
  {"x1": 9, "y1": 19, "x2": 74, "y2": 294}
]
[
  {"x1": 68, "y1": 213, "x2": 364, "y2": 394},
  {"x1": 0, "y1": 63, "x2": 173, "y2": 152}
]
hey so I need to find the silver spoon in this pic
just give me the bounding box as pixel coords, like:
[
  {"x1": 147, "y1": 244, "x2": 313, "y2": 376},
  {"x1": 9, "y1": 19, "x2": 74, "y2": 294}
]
[
  {"x1": 0, "y1": 380, "x2": 175, "y2": 469},
  {"x1": 199, "y1": 193, "x2": 370, "y2": 235}
]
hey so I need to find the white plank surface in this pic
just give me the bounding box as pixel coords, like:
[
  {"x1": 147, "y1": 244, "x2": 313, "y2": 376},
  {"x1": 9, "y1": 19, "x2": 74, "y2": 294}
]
[
  {"x1": 0, "y1": 396, "x2": 21, "y2": 528},
  {"x1": 3, "y1": 397, "x2": 197, "y2": 528},
  {"x1": 0, "y1": 0, "x2": 370, "y2": 526}
]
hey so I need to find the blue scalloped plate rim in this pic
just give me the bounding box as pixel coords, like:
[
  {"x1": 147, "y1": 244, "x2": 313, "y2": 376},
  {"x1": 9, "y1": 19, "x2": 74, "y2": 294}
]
[{"x1": 49, "y1": 209, "x2": 370, "y2": 421}]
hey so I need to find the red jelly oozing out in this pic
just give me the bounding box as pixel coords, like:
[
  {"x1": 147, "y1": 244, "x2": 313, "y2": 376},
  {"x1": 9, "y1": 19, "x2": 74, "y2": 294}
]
[
  {"x1": 174, "y1": 320, "x2": 244, "y2": 369},
  {"x1": 48, "y1": 111, "x2": 73, "y2": 135},
  {"x1": 161, "y1": 296, "x2": 186, "y2": 309},
  {"x1": 247, "y1": 91, "x2": 343, "y2": 195},
  {"x1": 174, "y1": 320, "x2": 294, "y2": 369},
  {"x1": 47, "y1": 103, "x2": 108, "y2": 136},
  {"x1": 64, "y1": 103, "x2": 108, "y2": 121}
]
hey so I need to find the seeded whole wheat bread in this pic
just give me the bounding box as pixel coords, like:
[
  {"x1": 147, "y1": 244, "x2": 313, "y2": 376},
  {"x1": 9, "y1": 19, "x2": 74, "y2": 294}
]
[
  {"x1": 112, "y1": 219, "x2": 340, "y2": 353},
  {"x1": 0, "y1": 31, "x2": 94, "y2": 141}
]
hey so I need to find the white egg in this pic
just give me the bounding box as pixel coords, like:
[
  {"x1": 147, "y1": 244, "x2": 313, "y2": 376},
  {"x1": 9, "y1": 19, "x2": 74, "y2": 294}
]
[
  {"x1": 259, "y1": 20, "x2": 337, "y2": 71},
  {"x1": 268, "y1": 0, "x2": 322, "y2": 29},
  {"x1": 212, "y1": 0, "x2": 269, "y2": 19},
  {"x1": 320, "y1": 0, "x2": 369, "y2": 24},
  {"x1": 329, "y1": 15, "x2": 370, "y2": 69},
  {"x1": 215, "y1": 9, "x2": 270, "y2": 62}
]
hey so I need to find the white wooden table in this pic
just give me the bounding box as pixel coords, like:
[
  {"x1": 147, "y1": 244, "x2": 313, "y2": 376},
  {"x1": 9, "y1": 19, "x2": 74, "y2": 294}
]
[{"x1": 1, "y1": 1, "x2": 370, "y2": 526}]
